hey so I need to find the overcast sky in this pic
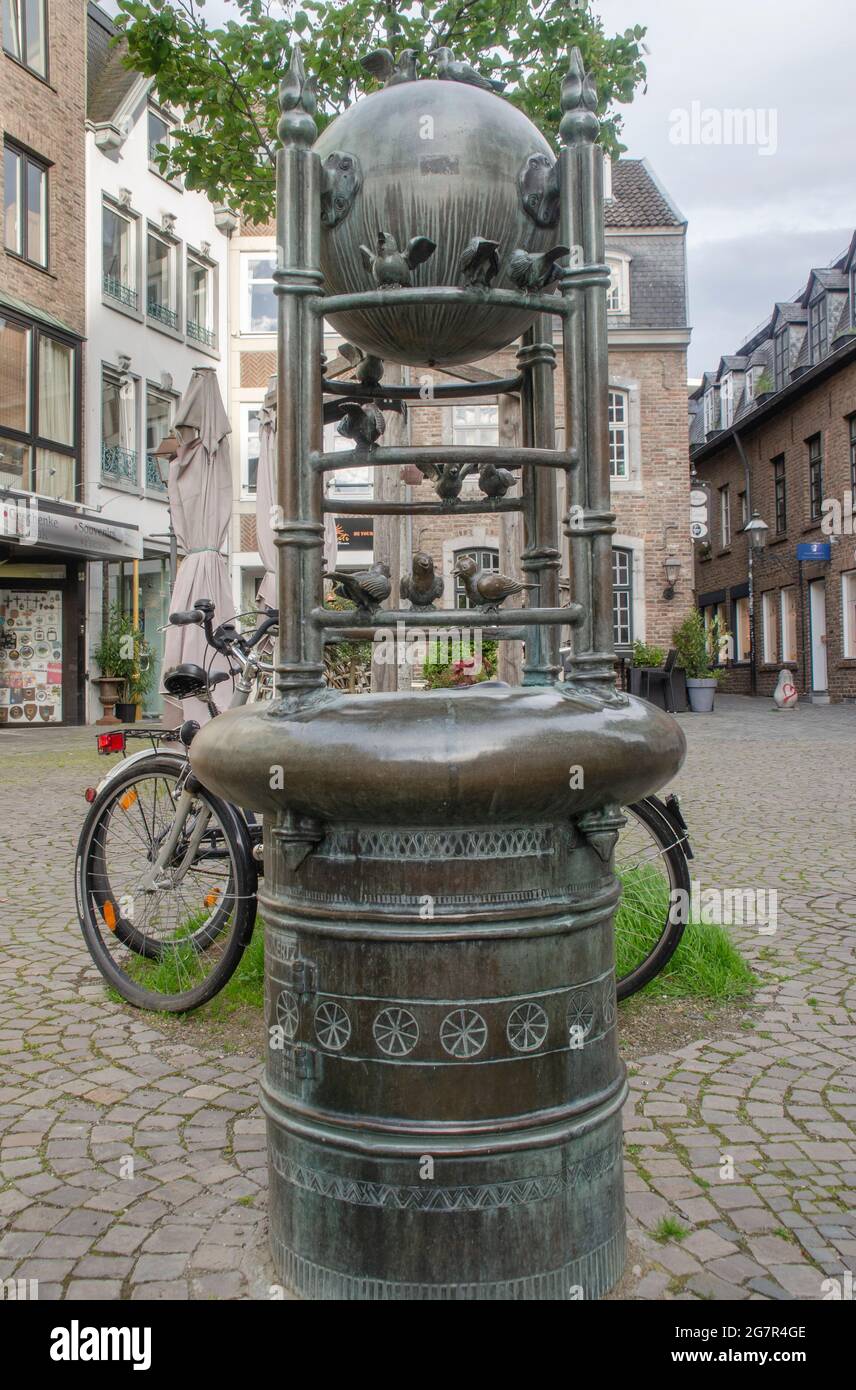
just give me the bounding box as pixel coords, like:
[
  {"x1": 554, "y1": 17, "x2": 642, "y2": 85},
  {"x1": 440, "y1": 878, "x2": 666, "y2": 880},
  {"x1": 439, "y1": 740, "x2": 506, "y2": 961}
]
[{"x1": 104, "y1": 0, "x2": 855, "y2": 376}]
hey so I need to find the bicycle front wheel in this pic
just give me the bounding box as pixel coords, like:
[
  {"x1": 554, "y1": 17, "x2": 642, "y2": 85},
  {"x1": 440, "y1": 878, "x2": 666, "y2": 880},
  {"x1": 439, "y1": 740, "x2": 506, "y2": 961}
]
[
  {"x1": 76, "y1": 755, "x2": 256, "y2": 1012},
  {"x1": 614, "y1": 795, "x2": 691, "y2": 1001}
]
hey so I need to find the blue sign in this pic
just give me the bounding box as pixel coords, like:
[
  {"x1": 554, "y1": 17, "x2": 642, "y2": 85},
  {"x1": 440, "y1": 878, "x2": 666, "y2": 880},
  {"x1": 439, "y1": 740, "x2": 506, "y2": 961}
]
[{"x1": 796, "y1": 542, "x2": 831, "y2": 562}]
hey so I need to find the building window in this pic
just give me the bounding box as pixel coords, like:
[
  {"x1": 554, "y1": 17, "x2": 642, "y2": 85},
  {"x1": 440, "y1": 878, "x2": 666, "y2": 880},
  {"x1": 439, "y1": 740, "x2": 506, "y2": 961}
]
[
  {"x1": 0, "y1": 311, "x2": 76, "y2": 498},
  {"x1": 720, "y1": 374, "x2": 734, "y2": 428},
  {"x1": 145, "y1": 388, "x2": 173, "y2": 493},
  {"x1": 452, "y1": 403, "x2": 498, "y2": 446},
  {"x1": 611, "y1": 546, "x2": 633, "y2": 648},
  {"x1": 3, "y1": 141, "x2": 47, "y2": 267},
  {"x1": 772, "y1": 454, "x2": 787, "y2": 534},
  {"x1": 744, "y1": 366, "x2": 761, "y2": 404},
  {"x1": 102, "y1": 201, "x2": 137, "y2": 309},
  {"x1": 606, "y1": 257, "x2": 629, "y2": 314},
  {"x1": 608, "y1": 389, "x2": 628, "y2": 479},
  {"x1": 146, "y1": 230, "x2": 178, "y2": 329},
  {"x1": 808, "y1": 296, "x2": 827, "y2": 364},
  {"x1": 761, "y1": 591, "x2": 779, "y2": 663},
  {"x1": 738, "y1": 490, "x2": 748, "y2": 528},
  {"x1": 186, "y1": 253, "x2": 215, "y2": 347},
  {"x1": 780, "y1": 587, "x2": 798, "y2": 662},
  {"x1": 102, "y1": 368, "x2": 138, "y2": 488},
  {"x1": 147, "y1": 106, "x2": 173, "y2": 174},
  {"x1": 704, "y1": 602, "x2": 729, "y2": 665},
  {"x1": 454, "y1": 547, "x2": 498, "y2": 609},
  {"x1": 241, "y1": 253, "x2": 277, "y2": 333},
  {"x1": 774, "y1": 327, "x2": 789, "y2": 390},
  {"x1": 322, "y1": 421, "x2": 368, "y2": 500},
  {"x1": 2, "y1": 0, "x2": 47, "y2": 78},
  {"x1": 842, "y1": 571, "x2": 856, "y2": 660},
  {"x1": 703, "y1": 388, "x2": 718, "y2": 434},
  {"x1": 719, "y1": 485, "x2": 731, "y2": 548},
  {"x1": 240, "y1": 402, "x2": 262, "y2": 496},
  {"x1": 733, "y1": 595, "x2": 751, "y2": 662},
  {"x1": 850, "y1": 415, "x2": 856, "y2": 496},
  {"x1": 808, "y1": 434, "x2": 823, "y2": 522}
]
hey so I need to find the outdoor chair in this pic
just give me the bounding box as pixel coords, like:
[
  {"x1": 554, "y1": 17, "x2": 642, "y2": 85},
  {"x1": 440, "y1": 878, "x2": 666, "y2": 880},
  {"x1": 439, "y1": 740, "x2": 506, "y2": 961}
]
[{"x1": 641, "y1": 648, "x2": 679, "y2": 713}]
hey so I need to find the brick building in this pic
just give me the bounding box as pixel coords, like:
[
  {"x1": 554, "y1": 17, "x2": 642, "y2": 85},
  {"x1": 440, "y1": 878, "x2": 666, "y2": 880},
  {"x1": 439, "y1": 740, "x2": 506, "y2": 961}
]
[
  {"x1": 689, "y1": 235, "x2": 856, "y2": 703},
  {"x1": 230, "y1": 157, "x2": 693, "y2": 671},
  {"x1": 1, "y1": 0, "x2": 134, "y2": 727}
]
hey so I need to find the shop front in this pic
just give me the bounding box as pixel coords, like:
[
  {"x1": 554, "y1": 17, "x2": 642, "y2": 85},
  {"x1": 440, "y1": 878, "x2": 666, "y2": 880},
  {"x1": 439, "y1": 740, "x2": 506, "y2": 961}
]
[{"x1": 0, "y1": 491, "x2": 141, "y2": 727}]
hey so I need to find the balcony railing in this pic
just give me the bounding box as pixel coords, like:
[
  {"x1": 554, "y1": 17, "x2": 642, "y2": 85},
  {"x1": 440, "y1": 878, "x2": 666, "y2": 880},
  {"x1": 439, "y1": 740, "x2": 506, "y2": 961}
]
[
  {"x1": 102, "y1": 445, "x2": 138, "y2": 486},
  {"x1": 147, "y1": 300, "x2": 179, "y2": 329},
  {"x1": 145, "y1": 454, "x2": 168, "y2": 493},
  {"x1": 187, "y1": 319, "x2": 216, "y2": 348},
  {"x1": 103, "y1": 274, "x2": 138, "y2": 309}
]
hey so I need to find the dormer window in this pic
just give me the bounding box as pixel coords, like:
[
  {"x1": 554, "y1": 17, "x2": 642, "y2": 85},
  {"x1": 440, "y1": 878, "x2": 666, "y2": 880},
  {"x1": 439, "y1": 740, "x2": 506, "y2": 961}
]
[
  {"x1": 720, "y1": 374, "x2": 734, "y2": 428},
  {"x1": 774, "y1": 327, "x2": 789, "y2": 389},
  {"x1": 809, "y1": 295, "x2": 828, "y2": 363},
  {"x1": 744, "y1": 367, "x2": 760, "y2": 403},
  {"x1": 703, "y1": 388, "x2": 718, "y2": 434},
  {"x1": 606, "y1": 255, "x2": 630, "y2": 314},
  {"x1": 852, "y1": 268, "x2": 856, "y2": 328}
]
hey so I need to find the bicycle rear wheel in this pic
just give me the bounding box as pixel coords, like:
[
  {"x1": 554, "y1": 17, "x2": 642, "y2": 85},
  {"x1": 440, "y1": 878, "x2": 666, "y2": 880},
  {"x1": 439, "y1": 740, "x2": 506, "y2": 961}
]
[
  {"x1": 76, "y1": 755, "x2": 256, "y2": 1012},
  {"x1": 614, "y1": 795, "x2": 691, "y2": 1001}
]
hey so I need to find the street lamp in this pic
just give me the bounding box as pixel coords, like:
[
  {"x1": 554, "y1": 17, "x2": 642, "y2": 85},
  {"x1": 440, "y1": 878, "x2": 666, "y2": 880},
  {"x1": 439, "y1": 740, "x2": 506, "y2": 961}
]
[
  {"x1": 663, "y1": 554, "x2": 682, "y2": 600},
  {"x1": 745, "y1": 510, "x2": 769, "y2": 552}
]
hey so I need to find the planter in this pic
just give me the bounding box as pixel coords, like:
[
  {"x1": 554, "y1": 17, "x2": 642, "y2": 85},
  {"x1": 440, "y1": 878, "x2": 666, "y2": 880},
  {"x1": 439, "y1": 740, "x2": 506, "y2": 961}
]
[
  {"x1": 686, "y1": 677, "x2": 717, "y2": 713},
  {"x1": 114, "y1": 701, "x2": 138, "y2": 724},
  {"x1": 93, "y1": 676, "x2": 124, "y2": 725}
]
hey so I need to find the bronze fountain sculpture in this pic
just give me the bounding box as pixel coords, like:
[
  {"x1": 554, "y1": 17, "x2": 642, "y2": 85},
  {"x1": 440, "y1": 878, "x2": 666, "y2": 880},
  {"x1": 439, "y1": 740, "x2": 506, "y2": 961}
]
[{"x1": 191, "y1": 42, "x2": 686, "y2": 1299}]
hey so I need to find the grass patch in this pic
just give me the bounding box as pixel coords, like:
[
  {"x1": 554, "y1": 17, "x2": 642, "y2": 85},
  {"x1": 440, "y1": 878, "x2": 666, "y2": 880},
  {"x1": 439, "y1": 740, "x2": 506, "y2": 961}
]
[
  {"x1": 107, "y1": 923, "x2": 266, "y2": 1016},
  {"x1": 653, "y1": 1216, "x2": 689, "y2": 1244},
  {"x1": 616, "y1": 866, "x2": 756, "y2": 1002}
]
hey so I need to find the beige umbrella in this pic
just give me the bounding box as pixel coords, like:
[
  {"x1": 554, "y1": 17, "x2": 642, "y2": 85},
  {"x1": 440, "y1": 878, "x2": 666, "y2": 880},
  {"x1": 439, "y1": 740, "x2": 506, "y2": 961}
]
[
  {"x1": 255, "y1": 375, "x2": 337, "y2": 610},
  {"x1": 161, "y1": 367, "x2": 235, "y2": 724}
]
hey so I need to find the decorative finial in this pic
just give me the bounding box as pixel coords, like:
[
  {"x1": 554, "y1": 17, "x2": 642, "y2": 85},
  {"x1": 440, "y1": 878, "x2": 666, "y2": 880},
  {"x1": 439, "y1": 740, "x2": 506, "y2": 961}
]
[
  {"x1": 559, "y1": 47, "x2": 599, "y2": 145},
  {"x1": 278, "y1": 45, "x2": 317, "y2": 147}
]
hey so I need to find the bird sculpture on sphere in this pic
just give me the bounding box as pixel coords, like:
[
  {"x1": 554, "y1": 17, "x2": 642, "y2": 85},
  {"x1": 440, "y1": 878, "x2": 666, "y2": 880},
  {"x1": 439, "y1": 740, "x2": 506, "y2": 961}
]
[
  {"x1": 477, "y1": 460, "x2": 516, "y2": 500},
  {"x1": 324, "y1": 562, "x2": 391, "y2": 612},
  {"x1": 360, "y1": 230, "x2": 437, "y2": 288},
  {"x1": 458, "y1": 237, "x2": 501, "y2": 289},
  {"x1": 400, "y1": 552, "x2": 445, "y2": 610},
  {"x1": 325, "y1": 398, "x2": 405, "y2": 449},
  {"x1": 431, "y1": 47, "x2": 505, "y2": 93},
  {"x1": 338, "y1": 342, "x2": 385, "y2": 387},
  {"x1": 454, "y1": 554, "x2": 534, "y2": 611},
  {"x1": 360, "y1": 48, "x2": 420, "y2": 86},
  {"x1": 508, "y1": 245, "x2": 570, "y2": 292}
]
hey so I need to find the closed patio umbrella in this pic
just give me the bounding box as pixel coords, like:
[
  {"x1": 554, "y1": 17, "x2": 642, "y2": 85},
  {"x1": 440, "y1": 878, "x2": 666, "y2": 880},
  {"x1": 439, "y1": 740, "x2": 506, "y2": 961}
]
[{"x1": 161, "y1": 367, "x2": 235, "y2": 723}]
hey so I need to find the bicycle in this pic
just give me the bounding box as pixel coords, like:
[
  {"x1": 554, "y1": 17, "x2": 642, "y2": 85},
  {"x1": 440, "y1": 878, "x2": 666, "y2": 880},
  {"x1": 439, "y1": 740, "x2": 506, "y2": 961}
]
[
  {"x1": 76, "y1": 601, "x2": 693, "y2": 1011},
  {"x1": 75, "y1": 600, "x2": 276, "y2": 1013}
]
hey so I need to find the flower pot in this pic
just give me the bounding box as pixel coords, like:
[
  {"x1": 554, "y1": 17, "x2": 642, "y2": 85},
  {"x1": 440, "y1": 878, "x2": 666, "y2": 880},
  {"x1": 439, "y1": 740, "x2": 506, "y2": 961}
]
[
  {"x1": 94, "y1": 675, "x2": 124, "y2": 725},
  {"x1": 686, "y1": 677, "x2": 717, "y2": 713},
  {"x1": 114, "y1": 701, "x2": 137, "y2": 724}
]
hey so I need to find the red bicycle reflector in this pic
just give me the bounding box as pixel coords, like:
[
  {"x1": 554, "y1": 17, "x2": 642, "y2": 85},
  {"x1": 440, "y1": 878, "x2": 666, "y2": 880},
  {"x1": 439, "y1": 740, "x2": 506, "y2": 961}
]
[
  {"x1": 84, "y1": 787, "x2": 97, "y2": 803},
  {"x1": 96, "y1": 732, "x2": 125, "y2": 754}
]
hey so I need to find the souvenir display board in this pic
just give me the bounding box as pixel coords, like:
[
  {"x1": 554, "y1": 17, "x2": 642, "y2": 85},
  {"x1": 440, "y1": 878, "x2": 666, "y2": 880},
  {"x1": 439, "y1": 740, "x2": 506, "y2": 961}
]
[{"x1": 0, "y1": 589, "x2": 64, "y2": 724}]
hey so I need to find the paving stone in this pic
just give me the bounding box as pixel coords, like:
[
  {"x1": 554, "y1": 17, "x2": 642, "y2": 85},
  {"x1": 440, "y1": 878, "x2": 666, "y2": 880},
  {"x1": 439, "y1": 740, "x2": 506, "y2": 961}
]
[{"x1": 682, "y1": 1229, "x2": 740, "y2": 1261}]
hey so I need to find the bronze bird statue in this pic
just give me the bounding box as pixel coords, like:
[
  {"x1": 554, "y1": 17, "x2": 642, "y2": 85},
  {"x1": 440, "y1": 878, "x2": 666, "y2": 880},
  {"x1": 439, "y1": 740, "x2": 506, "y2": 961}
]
[
  {"x1": 324, "y1": 562, "x2": 391, "y2": 612},
  {"x1": 508, "y1": 244, "x2": 570, "y2": 292},
  {"x1": 453, "y1": 554, "x2": 534, "y2": 611},
  {"x1": 478, "y1": 460, "x2": 516, "y2": 500},
  {"x1": 360, "y1": 230, "x2": 436, "y2": 288},
  {"x1": 338, "y1": 342, "x2": 385, "y2": 387},
  {"x1": 401, "y1": 552, "x2": 444, "y2": 609},
  {"x1": 433, "y1": 460, "x2": 478, "y2": 503},
  {"x1": 431, "y1": 47, "x2": 505, "y2": 93},
  {"x1": 360, "y1": 48, "x2": 419, "y2": 87},
  {"x1": 459, "y1": 236, "x2": 501, "y2": 289},
  {"x1": 325, "y1": 398, "x2": 405, "y2": 449}
]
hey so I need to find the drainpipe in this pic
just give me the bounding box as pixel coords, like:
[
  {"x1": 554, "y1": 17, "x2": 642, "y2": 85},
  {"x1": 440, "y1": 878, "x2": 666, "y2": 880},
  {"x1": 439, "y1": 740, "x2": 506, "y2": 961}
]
[{"x1": 733, "y1": 429, "x2": 757, "y2": 696}]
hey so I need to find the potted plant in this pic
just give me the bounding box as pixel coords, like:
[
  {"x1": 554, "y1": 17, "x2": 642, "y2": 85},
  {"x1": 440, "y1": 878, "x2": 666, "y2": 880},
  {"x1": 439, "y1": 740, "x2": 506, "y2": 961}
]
[
  {"x1": 673, "y1": 609, "x2": 719, "y2": 713},
  {"x1": 92, "y1": 605, "x2": 152, "y2": 725}
]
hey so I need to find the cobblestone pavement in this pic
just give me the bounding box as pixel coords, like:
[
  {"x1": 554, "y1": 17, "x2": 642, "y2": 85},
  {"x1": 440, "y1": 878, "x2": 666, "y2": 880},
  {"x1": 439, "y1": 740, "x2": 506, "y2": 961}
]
[{"x1": 0, "y1": 697, "x2": 854, "y2": 1301}]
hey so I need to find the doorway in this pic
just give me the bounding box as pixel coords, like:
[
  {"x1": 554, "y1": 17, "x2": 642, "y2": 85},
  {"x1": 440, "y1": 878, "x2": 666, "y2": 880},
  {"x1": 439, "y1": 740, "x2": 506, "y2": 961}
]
[{"x1": 808, "y1": 579, "x2": 828, "y2": 695}]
